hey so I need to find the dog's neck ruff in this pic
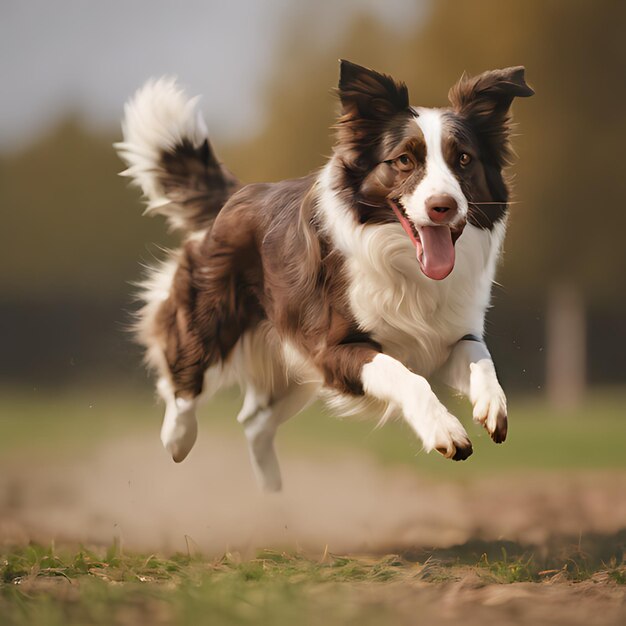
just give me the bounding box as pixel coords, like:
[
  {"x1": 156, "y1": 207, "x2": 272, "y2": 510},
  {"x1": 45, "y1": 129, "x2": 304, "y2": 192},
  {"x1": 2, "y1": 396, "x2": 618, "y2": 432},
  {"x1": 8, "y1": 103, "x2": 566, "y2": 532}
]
[{"x1": 316, "y1": 159, "x2": 505, "y2": 377}]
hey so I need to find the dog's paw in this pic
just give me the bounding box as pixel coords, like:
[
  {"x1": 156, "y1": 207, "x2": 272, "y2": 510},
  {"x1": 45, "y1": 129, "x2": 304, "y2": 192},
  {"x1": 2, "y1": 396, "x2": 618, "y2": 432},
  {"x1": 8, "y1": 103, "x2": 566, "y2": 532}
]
[
  {"x1": 470, "y1": 360, "x2": 508, "y2": 443},
  {"x1": 160, "y1": 397, "x2": 198, "y2": 462},
  {"x1": 420, "y1": 401, "x2": 473, "y2": 461}
]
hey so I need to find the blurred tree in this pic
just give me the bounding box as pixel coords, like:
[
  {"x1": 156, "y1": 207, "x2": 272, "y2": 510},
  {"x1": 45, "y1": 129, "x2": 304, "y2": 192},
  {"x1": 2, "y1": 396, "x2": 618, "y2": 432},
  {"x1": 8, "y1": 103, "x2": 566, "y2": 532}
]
[
  {"x1": 0, "y1": 116, "x2": 176, "y2": 385},
  {"x1": 1, "y1": 115, "x2": 174, "y2": 298}
]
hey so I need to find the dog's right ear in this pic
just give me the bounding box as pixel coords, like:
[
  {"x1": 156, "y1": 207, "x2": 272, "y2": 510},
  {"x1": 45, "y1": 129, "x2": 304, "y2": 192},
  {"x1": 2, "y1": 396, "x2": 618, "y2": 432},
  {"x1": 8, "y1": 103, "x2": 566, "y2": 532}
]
[
  {"x1": 338, "y1": 60, "x2": 409, "y2": 121},
  {"x1": 336, "y1": 61, "x2": 410, "y2": 171}
]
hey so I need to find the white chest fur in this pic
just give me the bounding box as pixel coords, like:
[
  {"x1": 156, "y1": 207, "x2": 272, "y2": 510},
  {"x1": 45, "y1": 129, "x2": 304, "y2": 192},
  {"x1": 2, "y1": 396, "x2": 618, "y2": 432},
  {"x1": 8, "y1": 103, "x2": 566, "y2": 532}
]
[
  {"x1": 345, "y1": 221, "x2": 504, "y2": 376},
  {"x1": 318, "y1": 164, "x2": 505, "y2": 378}
]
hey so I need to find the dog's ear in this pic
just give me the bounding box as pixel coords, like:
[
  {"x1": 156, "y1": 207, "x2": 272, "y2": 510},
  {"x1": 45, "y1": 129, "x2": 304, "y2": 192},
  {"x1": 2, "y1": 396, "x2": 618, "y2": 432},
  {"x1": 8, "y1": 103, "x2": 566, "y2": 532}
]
[
  {"x1": 338, "y1": 60, "x2": 409, "y2": 121},
  {"x1": 336, "y1": 61, "x2": 410, "y2": 173},
  {"x1": 448, "y1": 66, "x2": 534, "y2": 164}
]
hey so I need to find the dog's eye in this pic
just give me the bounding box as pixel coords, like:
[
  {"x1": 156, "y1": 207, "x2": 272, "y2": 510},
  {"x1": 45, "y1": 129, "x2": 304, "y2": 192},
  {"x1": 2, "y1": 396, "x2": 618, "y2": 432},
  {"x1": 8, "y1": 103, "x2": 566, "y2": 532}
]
[
  {"x1": 396, "y1": 154, "x2": 414, "y2": 171},
  {"x1": 459, "y1": 153, "x2": 472, "y2": 167}
]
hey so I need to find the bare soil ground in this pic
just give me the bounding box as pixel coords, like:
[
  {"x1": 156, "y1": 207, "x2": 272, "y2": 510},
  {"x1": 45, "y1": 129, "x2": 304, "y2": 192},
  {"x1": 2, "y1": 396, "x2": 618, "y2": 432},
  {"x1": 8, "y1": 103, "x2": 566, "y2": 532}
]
[
  {"x1": 1, "y1": 432, "x2": 625, "y2": 625},
  {"x1": 1, "y1": 431, "x2": 625, "y2": 556}
]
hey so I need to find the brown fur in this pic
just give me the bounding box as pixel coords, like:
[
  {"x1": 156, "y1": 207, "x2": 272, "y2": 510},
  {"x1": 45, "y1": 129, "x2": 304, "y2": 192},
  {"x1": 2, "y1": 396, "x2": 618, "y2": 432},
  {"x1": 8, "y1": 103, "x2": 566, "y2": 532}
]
[{"x1": 146, "y1": 172, "x2": 380, "y2": 399}]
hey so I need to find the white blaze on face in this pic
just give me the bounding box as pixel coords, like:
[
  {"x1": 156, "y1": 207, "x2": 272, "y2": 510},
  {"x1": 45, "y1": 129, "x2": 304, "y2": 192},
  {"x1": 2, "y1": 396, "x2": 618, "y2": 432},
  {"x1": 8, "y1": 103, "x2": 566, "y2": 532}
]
[{"x1": 402, "y1": 108, "x2": 467, "y2": 226}]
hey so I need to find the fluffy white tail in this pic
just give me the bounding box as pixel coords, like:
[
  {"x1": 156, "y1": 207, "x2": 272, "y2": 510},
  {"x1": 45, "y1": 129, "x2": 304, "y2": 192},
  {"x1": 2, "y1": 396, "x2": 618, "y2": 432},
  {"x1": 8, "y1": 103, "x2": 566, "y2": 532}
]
[{"x1": 115, "y1": 77, "x2": 239, "y2": 232}]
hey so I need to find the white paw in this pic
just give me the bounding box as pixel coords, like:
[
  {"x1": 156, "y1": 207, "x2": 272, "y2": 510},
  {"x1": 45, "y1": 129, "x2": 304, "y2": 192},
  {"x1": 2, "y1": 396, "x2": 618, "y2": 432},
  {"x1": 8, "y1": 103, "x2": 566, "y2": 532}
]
[
  {"x1": 160, "y1": 397, "x2": 198, "y2": 462},
  {"x1": 418, "y1": 398, "x2": 473, "y2": 461},
  {"x1": 470, "y1": 360, "x2": 508, "y2": 443}
]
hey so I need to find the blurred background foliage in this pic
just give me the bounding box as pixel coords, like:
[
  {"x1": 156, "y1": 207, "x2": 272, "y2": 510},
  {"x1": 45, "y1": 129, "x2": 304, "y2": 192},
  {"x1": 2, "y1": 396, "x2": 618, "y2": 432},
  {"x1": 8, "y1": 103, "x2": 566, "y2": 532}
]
[{"x1": 1, "y1": 0, "x2": 625, "y2": 399}]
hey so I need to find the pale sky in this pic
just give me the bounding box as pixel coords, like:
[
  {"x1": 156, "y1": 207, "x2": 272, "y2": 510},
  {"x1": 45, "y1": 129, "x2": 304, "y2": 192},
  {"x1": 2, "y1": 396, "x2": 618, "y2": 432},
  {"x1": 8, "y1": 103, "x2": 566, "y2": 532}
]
[{"x1": 0, "y1": 0, "x2": 425, "y2": 151}]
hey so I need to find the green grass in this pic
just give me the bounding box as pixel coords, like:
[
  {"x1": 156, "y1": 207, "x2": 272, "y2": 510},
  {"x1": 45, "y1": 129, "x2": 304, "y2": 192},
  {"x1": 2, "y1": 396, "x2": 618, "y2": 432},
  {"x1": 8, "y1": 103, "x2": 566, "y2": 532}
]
[
  {"x1": 1, "y1": 541, "x2": 624, "y2": 626},
  {"x1": 2, "y1": 385, "x2": 626, "y2": 476}
]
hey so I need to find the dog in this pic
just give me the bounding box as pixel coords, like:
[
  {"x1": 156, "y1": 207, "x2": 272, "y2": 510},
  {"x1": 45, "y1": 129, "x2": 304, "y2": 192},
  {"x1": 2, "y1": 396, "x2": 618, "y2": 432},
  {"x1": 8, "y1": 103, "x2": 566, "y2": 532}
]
[{"x1": 116, "y1": 60, "x2": 533, "y2": 491}]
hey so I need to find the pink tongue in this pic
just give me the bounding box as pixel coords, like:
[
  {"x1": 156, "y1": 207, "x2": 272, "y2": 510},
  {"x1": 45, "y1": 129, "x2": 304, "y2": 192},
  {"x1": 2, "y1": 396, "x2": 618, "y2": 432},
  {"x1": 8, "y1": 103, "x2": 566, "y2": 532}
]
[{"x1": 417, "y1": 226, "x2": 455, "y2": 280}]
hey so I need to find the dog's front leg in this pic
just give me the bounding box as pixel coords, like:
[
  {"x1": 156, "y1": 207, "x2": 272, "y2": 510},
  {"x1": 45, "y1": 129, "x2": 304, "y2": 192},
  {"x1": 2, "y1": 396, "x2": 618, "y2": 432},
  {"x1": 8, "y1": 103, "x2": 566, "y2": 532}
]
[
  {"x1": 317, "y1": 347, "x2": 473, "y2": 460},
  {"x1": 439, "y1": 338, "x2": 508, "y2": 443}
]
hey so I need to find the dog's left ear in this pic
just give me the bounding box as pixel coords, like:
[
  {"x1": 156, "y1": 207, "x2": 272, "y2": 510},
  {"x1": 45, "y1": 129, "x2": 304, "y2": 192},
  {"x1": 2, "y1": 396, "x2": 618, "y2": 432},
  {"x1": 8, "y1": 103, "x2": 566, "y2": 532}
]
[
  {"x1": 338, "y1": 59, "x2": 409, "y2": 121},
  {"x1": 448, "y1": 66, "x2": 534, "y2": 164}
]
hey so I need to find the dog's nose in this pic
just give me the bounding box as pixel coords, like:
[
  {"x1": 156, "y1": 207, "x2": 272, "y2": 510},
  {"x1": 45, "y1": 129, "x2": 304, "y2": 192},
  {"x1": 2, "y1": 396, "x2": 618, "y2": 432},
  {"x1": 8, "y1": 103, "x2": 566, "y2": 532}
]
[{"x1": 426, "y1": 194, "x2": 458, "y2": 224}]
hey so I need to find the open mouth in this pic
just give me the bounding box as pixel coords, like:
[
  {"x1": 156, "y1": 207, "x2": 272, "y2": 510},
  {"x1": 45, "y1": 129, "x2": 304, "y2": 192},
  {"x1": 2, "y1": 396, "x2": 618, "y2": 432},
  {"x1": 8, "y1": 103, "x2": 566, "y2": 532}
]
[{"x1": 388, "y1": 199, "x2": 463, "y2": 281}]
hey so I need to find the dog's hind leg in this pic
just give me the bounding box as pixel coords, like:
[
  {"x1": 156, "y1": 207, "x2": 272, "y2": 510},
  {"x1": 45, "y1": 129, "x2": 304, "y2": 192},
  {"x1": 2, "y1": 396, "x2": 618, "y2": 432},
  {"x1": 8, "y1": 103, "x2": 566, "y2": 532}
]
[
  {"x1": 237, "y1": 381, "x2": 319, "y2": 492},
  {"x1": 139, "y1": 240, "x2": 250, "y2": 463},
  {"x1": 157, "y1": 366, "x2": 229, "y2": 463},
  {"x1": 157, "y1": 360, "x2": 233, "y2": 463},
  {"x1": 158, "y1": 377, "x2": 200, "y2": 463}
]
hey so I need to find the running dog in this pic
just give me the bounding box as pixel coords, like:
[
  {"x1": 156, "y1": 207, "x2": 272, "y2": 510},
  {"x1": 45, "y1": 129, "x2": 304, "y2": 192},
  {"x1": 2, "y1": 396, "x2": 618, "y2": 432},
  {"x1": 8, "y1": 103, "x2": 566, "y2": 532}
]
[{"x1": 116, "y1": 60, "x2": 533, "y2": 490}]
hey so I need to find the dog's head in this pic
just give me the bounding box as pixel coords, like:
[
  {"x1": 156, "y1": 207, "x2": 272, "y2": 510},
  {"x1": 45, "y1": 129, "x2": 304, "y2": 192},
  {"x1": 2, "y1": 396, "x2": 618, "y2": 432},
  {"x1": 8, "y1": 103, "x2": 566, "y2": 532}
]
[{"x1": 334, "y1": 60, "x2": 534, "y2": 280}]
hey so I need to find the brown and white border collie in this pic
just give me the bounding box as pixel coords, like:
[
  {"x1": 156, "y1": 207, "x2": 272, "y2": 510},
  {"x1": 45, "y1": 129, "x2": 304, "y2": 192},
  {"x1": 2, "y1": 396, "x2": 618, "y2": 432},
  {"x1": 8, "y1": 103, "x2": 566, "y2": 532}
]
[{"x1": 116, "y1": 61, "x2": 533, "y2": 491}]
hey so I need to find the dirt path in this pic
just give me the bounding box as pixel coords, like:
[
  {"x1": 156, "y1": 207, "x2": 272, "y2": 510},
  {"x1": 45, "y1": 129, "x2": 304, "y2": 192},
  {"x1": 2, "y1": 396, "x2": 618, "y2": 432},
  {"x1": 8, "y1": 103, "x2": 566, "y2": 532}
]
[{"x1": 1, "y1": 431, "x2": 626, "y2": 557}]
